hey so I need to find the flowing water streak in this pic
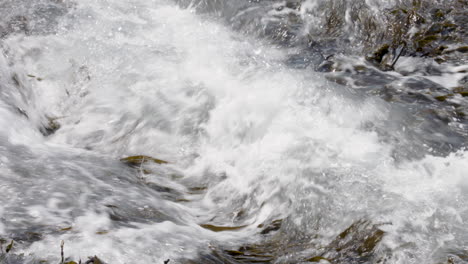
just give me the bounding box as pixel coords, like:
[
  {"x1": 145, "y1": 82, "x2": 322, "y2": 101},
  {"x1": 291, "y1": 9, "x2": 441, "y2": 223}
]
[{"x1": 0, "y1": 0, "x2": 467, "y2": 263}]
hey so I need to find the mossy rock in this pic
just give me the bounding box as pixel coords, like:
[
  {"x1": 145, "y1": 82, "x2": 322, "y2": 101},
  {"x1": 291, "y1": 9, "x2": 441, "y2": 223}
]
[
  {"x1": 456, "y1": 46, "x2": 468, "y2": 53},
  {"x1": 83, "y1": 256, "x2": 104, "y2": 264},
  {"x1": 431, "y1": 8, "x2": 446, "y2": 20},
  {"x1": 6, "y1": 240, "x2": 14, "y2": 253},
  {"x1": 366, "y1": 44, "x2": 390, "y2": 64},
  {"x1": 187, "y1": 186, "x2": 207, "y2": 194},
  {"x1": 41, "y1": 117, "x2": 61, "y2": 136},
  {"x1": 426, "y1": 23, "x2": 444, "y2": 35},
  {"x1": 259, "y1": 219, "x2": 283, "y2": 235},
  {"x1": 408, "y1": 10, "x2": 426, "y2": 24},
  {"x1": 453, "y1": 87, "x2": 468, "y2": 96},
  {"x1": 307, "y1": 256, "x2": 331, "y2": 262},
  {"x1": 425, "y1": 23, "x2": 456, "y2": 36},
  {"x1": 120, "y1": 155, "x2": 168, "y2": 167},
  {"x1": 442, "y1": 22, "x2": 457, "y2": 30},
  {"x1": 434, "y1": 95, "x2": 451, "y2": 101},
  {"x1": 435, "y1": 57, "x2": 446, "y2": 64},
  {"x1": 325, "y1": 219, "x2": 386, "y2": 260},
  {"x1": 390, "y1": 8, "x2": 408, "y2": 15},
  {"x1": 59, "y1": 226, "x2": 73, "y2": 232},
  {"x1": 200, "y1": 224, "x2": 247, "y2": 232},
  {"x1": 415, "y1": 35, "x2": 439, "y2": 49},
  {"x1": 187, "y1": 219, "x2": 388, "y2": 263}
]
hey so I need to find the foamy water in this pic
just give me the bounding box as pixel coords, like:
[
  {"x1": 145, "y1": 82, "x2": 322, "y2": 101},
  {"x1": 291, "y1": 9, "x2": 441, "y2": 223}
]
[{"x1": 0, "y1": 0, "x2": 467, "y2": 263}]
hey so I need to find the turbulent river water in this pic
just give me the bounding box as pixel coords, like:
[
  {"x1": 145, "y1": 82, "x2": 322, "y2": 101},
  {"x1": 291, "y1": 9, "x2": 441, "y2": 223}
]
[{"x1": 0, "y1": 0, "x2": 467, "y2": 263}]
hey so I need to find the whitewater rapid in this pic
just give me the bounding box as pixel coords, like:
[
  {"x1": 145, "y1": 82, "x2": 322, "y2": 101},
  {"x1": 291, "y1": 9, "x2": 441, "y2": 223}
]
[{"x1": 0, "y1": 0, "x2": 467, "y2": 263}]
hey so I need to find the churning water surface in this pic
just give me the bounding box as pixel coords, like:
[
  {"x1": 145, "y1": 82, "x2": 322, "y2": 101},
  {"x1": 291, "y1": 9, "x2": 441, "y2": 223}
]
[{"x1": 0, "y1": 0, "x2": 467, "y2": 263}]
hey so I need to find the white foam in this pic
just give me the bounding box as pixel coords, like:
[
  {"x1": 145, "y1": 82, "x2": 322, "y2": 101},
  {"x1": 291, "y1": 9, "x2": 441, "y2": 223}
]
[{"x1": 0, "y1": 0, "x2": 467, "y2": 263}]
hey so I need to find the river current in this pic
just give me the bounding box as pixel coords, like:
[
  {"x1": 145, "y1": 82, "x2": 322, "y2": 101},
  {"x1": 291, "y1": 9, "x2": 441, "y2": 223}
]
[{"x1": 0, "y1": 0, "x2": 467, "y2": 263}]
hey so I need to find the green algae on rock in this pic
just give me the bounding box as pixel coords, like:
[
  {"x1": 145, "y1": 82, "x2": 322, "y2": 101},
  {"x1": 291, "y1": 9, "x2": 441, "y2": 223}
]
[
  {"x1": 5, "y1": 240, "x2": 13, "y2": 253},
  {"x1": 307, "y1": 256, "x2": 332, "y2": 263},
  {"x1": 40, "y1": 116, "x2": 61, "y2": 136},
  {"x1": 120, "y1": 155, "x2": 168, "y2": 167},
  {"x1": 200, "y1": 224, "x2": 248, "y2": 232},
  {"x1": 453, "y1": 87, "x2": 468, "y2": 97},
  {"x1": 186, "y1": 219, "x2": 388, "y2": 264}
]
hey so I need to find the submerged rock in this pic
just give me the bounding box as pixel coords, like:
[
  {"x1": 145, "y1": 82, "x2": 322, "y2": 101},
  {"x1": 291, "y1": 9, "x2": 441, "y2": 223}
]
[
  {"x1": 325, "y1": 63, "x2": 397, "y2": 88},
  {"x1": 84, "y1": 256, "x2": 105, "y2": 264},
  {"x1": 259, "y1": 219, "x2": 283, "y2": 235},
  {"x1": 285, "y1": 50, "x2": 326, "y2": 70},
  {"x1": 322, "y1": 220, "x2": 385, "y2": 262},
  {"x1": 200, "y1": 224, "x2": 248, "y2": 232},
  {"x1": 453, "y1": 87, "x2": 468, "y2": 97},
  {"x1": 40, "y1": 116, "x2": 61, "y2": 136},
  {"x1": 106, "y1": 203, "x2": 177, "y2": 225},
  {"x1": 185, "y1": 219, "x2": 388, "y2": 264},
  {"x1": 120, "y1": 155, "x2": 168, "y2": 167},
  {"x1": 366, "y1": 44, "x2": 390, "y2": 66},
  {"x1": 380, "y1": 77, "x2": 453, "y2": 105},
  {"x1": 0, "y1": 0, "x2": 73, "y2": 38}
]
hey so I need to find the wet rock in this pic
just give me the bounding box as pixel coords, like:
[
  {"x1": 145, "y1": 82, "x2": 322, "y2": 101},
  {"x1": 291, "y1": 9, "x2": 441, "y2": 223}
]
[
  {"x1": 85, "y1": 256, "x2": 105, "y2": 264},
  {"x1": 106, "y1": 204, "x2": 176, "y2": 225},
  {"x1": 40, "y1": 116, "x2": 61, "y2": 136},
  {"x1": 316, "y1": 60, "x2": 336, "y2": 72},
  {"x1": 430, "y1": 8, "x2": 447, "y2": 21},
  {"x1": 366, "y1": 44, "x2": 390, "y2": 65},
  {"x1": 444, "y1": 251, "x2": 468, "y2": 264},
  {"x1": 174, "y1": 0, "x2": 467, "y2": 63},
  {"x1": 258, "y1": 219, "x2": 283, "y2": 235},
  {"x1": 285, "y1": 50, "x2": 326, "y2": 70},
  {"x1": 0, "y1": 240, "x2": 28, "y2": 264},
  {"x1": 453, "y1": 87, "x2": 468, "y2": 97},
  {"x1": 0, "y1": 0, "x2": 72, "y2": 38},
  {"x1": 6, "y1": 240, "x2": 14, "y2": 253},
  {"x1": 6, "y1": 228, "x2": 47, "y2": 244},
  {"x1": 326, "y1": 64, "x2": 397, "y2": 88},
  {"x1": 352, "y1": 66, "x2": 397, "y2": 87},
  {"x1": 145, "y1": 182, "x2": 179, "y2": 195},
  {"x1": 459, "y1": 75, "x2": 468, "y2": 89},
  {"x1": 400, "y1": 77, "x2": 447, "y2": 92},
  {"x1": 307, "y1": 256, "x2": 332, "y2": 263},
  {"x1": 187, "y1": 219, "x2": 389, "y2": 264},
  {"x1": 456, "y1": 46, "x2": 468, "y2": 53},
  {"x1": 200, "y1": 224, "x2": 248, "y2": 232},
  {"x1": 13, "y1": 232, "x2": 43, "y2": 244},
  {"x1": 325, "y1": 220, "x2": 385, "y2": 260},
  {"x1": 381, "y1": 77, "x2": 451, "y2": 104},
  {"x1": 120, "y1": 155, "x2": 168, "y2": 167},
  {"x1": 187, "y1": 186, "x2": 208, "y2": 195},
  {"x1": 325, "y1": 74, "x2": 349, "y2": 86},
  {"x1": 6, "y1": 16, "x2": 29, "y2": 35}
]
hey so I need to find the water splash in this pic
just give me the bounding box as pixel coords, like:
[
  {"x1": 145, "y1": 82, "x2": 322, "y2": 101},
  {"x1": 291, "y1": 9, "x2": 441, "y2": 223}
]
[{"x1": 0, "y1": 0, "x2": 467, "y2": 263}]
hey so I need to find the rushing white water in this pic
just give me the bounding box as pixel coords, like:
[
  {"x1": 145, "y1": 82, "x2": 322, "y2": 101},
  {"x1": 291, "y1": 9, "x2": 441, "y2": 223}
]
[{"x1": 0, "y1": 0, "x2": 467, "y2": 263}]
